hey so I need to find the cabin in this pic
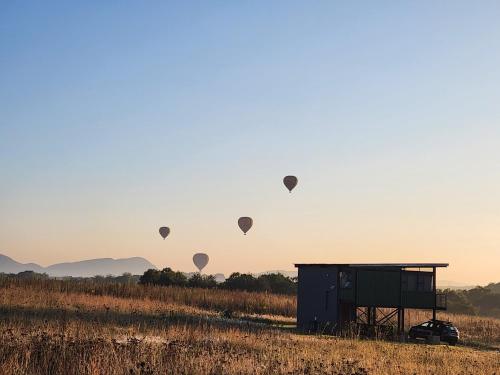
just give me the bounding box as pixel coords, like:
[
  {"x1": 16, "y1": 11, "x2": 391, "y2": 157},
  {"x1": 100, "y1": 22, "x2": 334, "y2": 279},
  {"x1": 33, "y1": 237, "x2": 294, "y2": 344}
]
[{"x1": 295, "y1": 263, "x2": 448, "y2": 334}]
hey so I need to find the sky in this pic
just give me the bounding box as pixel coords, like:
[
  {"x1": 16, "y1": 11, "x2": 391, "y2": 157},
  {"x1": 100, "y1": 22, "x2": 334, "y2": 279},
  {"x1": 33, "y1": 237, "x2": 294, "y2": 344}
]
[{"x1": 1, "y1": 1, "x2": 499, "y2": 285}]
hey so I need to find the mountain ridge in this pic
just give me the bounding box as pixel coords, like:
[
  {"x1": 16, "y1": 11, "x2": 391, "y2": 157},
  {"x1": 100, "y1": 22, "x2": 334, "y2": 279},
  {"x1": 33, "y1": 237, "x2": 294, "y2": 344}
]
[{"x1": 0, "y1": 253, "x2": 156, "y2": 277}]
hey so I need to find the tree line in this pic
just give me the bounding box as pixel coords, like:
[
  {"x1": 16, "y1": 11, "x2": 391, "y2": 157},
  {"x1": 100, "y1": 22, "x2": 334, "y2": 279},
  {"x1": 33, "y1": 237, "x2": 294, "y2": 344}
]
[
  {"x1": 2, "y1": 271, "x2": 498, "y2": 316},
  {"x1": 444, "y1": 283, "x2": 500, "y2": 319},
  {"x1": 139, "y1": 268, "x2": 297, "y2": 295}
]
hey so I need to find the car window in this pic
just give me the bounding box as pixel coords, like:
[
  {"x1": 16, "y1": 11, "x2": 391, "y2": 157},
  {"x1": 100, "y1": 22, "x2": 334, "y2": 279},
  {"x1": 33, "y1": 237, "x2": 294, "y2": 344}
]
[{"x1": 420, "y1": 323, "x2": 429, "y2": 327}]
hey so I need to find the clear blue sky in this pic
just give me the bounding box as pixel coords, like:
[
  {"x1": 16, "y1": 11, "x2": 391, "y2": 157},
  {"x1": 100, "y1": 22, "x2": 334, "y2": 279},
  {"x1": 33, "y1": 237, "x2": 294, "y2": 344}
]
[{"x1": 1, "y1": 1, "x2": 499, "y2": 284}]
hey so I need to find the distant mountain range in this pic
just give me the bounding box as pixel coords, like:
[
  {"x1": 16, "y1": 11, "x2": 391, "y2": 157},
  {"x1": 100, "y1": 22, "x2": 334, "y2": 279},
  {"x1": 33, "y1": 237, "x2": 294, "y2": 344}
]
[
  {"x1": 0, "y1": 254, "x2": 156, "y2": 277},
  {"x1": 438, "y1": 280, "x2": 477, "y2": 290}
]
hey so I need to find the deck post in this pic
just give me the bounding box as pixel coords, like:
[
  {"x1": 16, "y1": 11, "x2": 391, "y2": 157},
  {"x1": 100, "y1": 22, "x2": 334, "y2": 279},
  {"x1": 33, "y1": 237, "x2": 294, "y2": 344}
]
[
  {"x1": 401, "y1": 308, "x2": 405, "y2": 334},
  {"x1": 397, "y1": 308, "x2": 401, "y2": 335},
  {"x1": 432, "y1": 266, "x2": 437, "y2": 321}
]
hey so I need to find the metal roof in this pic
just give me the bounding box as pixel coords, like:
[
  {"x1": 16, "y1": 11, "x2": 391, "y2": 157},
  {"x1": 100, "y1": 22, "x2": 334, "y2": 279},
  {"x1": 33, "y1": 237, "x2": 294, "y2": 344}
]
[{"x1": 294, "y1": 263, "x2": 449, "y2": 268}]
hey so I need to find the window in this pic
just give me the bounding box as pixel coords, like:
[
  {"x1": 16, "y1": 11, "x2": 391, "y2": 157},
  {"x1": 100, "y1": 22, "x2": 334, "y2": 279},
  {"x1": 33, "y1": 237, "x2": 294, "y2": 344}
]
[
  {"x1": 403, "y1": 272, "x2": 434, "y2": 292},
  {"x1": 422, "y1": 274, "x2": 433, "y2": 291},
  {"x1": 340, "y1": 271, "x2": 353, "y2": 289},
  {"x1": 406, "y1": 273, "x2": 417, "y2": 291}
]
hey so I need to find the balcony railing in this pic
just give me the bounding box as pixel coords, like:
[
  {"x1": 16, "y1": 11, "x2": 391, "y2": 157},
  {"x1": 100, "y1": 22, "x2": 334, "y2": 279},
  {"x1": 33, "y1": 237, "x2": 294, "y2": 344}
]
[{"x1": 436, "y1": 293, "x2": 447, "y2": 309}]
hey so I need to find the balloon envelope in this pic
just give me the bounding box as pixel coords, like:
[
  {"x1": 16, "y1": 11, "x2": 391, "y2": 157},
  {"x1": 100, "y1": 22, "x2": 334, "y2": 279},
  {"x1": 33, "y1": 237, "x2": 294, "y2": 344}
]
[
  {"x1": 159, "y1": 227, "x2": 170, "y2": 239},
  {"x1": 238, "y1": 217, "x2": 253, "y2": 235},
  {"x1": 193, "y1": 253, "x2": 209, "y2": 272},
  {"x1": 283, "y1": 175, "x2": 298, "y2": 192}
]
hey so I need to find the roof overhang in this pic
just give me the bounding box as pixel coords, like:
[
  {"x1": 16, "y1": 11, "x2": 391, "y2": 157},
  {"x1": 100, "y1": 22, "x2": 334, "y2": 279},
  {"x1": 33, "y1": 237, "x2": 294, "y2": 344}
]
[{"x1": 294, "y1": 263, "x2": 449, "y2": 268}]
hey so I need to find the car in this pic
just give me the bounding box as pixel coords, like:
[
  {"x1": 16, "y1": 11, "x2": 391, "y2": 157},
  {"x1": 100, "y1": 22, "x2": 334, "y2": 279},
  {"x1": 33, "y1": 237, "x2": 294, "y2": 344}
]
[{"x1": 408, "y1": 320, "x2": 459, "y2": 345}]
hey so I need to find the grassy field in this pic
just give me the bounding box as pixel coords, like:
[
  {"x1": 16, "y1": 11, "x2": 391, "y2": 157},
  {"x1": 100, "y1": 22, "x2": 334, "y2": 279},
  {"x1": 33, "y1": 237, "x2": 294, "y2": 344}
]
[{"x1": 0, "y1": 278, "x2": 498, "y2": 374}]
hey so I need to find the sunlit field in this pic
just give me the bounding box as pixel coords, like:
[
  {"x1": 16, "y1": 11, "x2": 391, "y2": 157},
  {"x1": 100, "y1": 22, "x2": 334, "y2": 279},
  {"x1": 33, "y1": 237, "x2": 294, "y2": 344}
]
[{"x1": 0, "y1": 278, "x2": 498, "y2": 374}]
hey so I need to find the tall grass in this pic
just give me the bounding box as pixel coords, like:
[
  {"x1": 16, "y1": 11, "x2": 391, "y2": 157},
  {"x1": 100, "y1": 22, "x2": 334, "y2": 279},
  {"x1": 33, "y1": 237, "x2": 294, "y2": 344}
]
[
  {"x1": 2, "y1": 278, "x2": 499, "y2": 346},
  {"x1": 2, "y1": 325, "x2": 499, "y2": 375},
  {"x1": 0, "y1": 277, "x2": 295, "y2": 317},
  {"x1": 0, "y1": 278, "x2": 499, "y2": 374},
  {"x1": 406, "y1": 309, "x2": 500, "y2": 347}
]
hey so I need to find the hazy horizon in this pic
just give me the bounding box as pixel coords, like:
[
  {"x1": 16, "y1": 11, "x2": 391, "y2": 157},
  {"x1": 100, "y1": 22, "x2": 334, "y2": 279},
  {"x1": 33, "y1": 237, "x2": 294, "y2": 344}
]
[
  {"x1": 2, "y1": 2, "x2": 500, "y2": 285},
  {"x1": 0, "y1": 251, "x2": 489, "y2": 287}
]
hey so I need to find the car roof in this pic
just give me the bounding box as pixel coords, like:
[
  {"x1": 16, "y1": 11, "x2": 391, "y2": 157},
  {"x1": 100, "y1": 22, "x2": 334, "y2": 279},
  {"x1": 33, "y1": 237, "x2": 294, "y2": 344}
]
[{"x1": 426, "y1": 320, "x2": 452, "y2": 325}]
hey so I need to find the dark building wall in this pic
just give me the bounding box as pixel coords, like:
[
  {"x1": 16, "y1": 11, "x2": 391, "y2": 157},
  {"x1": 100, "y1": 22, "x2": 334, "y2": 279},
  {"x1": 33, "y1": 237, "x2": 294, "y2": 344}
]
[
  {"x1": 356, "y1": 269, "x2": 401, "y2": 307},
  {"x1": 355, "y1": 269, "x2": 435, "y2": 308},
  {"x1": 401, "y1": 270, "x2": 435, "y2": 308},
  {"x1": 297, "y1": 266, "x2": 442, "y2": 330},
  {"x1": 297, "y1": 265, "x2": 338, "y2": 329}
]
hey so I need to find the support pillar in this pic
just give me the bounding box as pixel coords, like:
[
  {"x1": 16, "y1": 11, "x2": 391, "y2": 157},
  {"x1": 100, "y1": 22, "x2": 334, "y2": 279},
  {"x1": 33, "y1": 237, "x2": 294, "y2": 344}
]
[
  {"x1": 401, "y1": 308, "x2": 405, "y2": 333},
  {"x1": 397, "y1": 308, "x2": 403, "y2": 335},
  {"x1": 432, "y1": 267, "x2": 437, "y2": 322}
]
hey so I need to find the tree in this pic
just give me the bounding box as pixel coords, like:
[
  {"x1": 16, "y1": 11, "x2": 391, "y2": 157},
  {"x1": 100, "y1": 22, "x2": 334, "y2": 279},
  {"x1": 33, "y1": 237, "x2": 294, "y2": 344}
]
[
  {"x1": 222, "y1": 272, "x2": 261, "y2": 292},
  {"x1": 158, "y1": 267, "x2": 188, "y2": 286},
  {"x1": 445, "y1": 289, "x2": 477, "y2": 315},
  {"x1": 139, "y1": 269, "x2": 161, "y2": 285},
  {"x1": 188, "y1": 273, "x2": 217, "y2": 288},
  {"x1": 139, "y1": 268, "x2": 188, "y2": 286},
  {"x1": 15, "y1": 271, "x2": 49, "y2": 280},
  {"x1": 257, "y1": 273, "x2": 296, "y2": 295}
]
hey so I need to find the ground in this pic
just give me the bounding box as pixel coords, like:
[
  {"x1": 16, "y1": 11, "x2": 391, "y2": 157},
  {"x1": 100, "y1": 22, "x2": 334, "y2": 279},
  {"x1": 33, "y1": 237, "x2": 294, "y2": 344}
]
[{"x1": 0, "y1": 278, "x2": 498, "y2": 374}]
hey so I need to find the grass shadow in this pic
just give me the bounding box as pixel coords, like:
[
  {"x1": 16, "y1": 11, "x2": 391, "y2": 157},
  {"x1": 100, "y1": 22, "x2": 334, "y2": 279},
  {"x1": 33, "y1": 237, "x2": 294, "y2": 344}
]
[{"x1": 0, "y1": 305, "x2": 293, "y2": 335}]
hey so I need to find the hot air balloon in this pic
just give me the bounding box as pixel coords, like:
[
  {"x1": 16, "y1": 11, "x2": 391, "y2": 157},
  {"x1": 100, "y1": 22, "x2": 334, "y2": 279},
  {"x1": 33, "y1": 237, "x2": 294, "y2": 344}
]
[
  {"x1": 193, "y1": 253, "x2": 209, "y2": 272},
  {"x1": 283, "y1": 175, "x2": 298, "y2": 193},
  {"x1": 238, "y1": 217, "x2": 253, "y2": 235},
  {"x1": 159, "y1": 227, "x2": 170, "y2": 240}
]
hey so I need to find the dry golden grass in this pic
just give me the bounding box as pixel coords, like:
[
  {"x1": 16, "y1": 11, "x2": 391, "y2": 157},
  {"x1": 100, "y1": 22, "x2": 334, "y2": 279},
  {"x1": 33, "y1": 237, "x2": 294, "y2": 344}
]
[
  {"x1": 0, "y1": 278, "x2": 295, "y2": 316},
  {"x1": 0, "y1": 279, "x2": 498, "y2": 374},
  {"x1": 407, "y1": 309, "x2": 500, "y2": 348}
]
